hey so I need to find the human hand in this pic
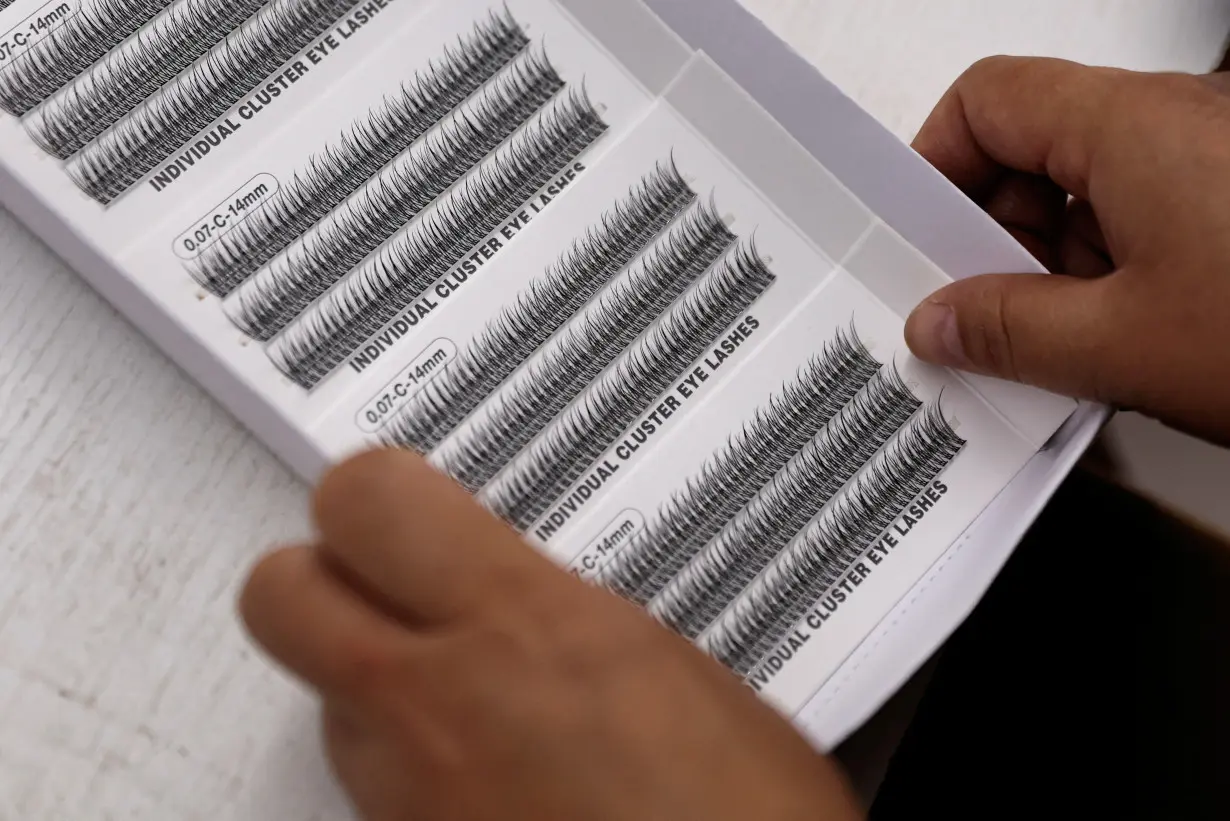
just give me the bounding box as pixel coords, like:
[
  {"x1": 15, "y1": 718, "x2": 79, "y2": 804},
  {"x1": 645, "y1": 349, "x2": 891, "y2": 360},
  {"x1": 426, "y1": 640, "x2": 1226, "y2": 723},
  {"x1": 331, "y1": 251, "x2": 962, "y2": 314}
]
[
  {"x1": 239, "y1": 449, "x2": 864, "y2": 821},
  {"x1": 904, "y1": 56, "x2": 1230, "y2": 446}
]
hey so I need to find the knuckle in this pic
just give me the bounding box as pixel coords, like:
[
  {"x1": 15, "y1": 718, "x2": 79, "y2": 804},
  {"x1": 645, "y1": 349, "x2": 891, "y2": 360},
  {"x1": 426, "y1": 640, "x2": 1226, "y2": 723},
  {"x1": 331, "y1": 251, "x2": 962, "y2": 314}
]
[
  {"x1": 959, "y1": 55, "x2": 1061, "y2": 91},
  {"x1": 990, "y1": 286, "x2": 1023, "y2": 381},
  {"x1": 1100, "y1": 69, "x2": 1194, "y2": 132},
  {"x1": 967, "y1": 283, "x2": 1022, "y2": 381},
  {"x1": 543, "y1": 613, "x2": 610, "y2": 675},
  {"x1": 1102, "y1": 70, "x2": 1164, "y2": 113},
  {"x1": 551, "y1": 599, "x2": 665, "y2": 677},
  {"x1": 482, "y1": 623, "x2": 540, "y2": 668},
  {"x1": 1082, "y1": 280, "x2": 1130, "y2": 404},
  {"x1": 962, "y1": 54, "x2": 1015, "y2": 79},
  {"x1": 954, "y1": 55, "x2": 1017, "y2": 95},
  {"x1": 468, "y1": 591, "x2": 635, "y2": 679},
  {"x1": 1149, "y1": 70, "x2": 1205, "y2": 97},
  {"x1": 331, "y1": 633, "x2": 408, "y2": 700},
  {"x1": 479, "y1": 555, "x2": 580, "y2": 617}
]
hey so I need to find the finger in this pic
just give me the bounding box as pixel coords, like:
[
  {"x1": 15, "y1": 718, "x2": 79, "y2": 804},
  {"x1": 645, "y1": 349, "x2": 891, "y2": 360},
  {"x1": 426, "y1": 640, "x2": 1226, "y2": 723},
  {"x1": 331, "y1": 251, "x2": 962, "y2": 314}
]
[
  {"x1": 239, "y1": 546, "x2": 414, "y2": 698},
  {"x1": 312, "y1": 448, "x2": 566, "y2": 625},
  {"x1": 912, "y1": 56, "x2": 1128, "y2": 201},
  {"x1": 904, "y1": 273, "x2": 1123, "y2": 403},
  {"x1": 981, "y1": 171, "x2": 1068, "y2": 269},
  {"x1": 1057, "y1": 198, "x2": 1115, "y2": 278}
]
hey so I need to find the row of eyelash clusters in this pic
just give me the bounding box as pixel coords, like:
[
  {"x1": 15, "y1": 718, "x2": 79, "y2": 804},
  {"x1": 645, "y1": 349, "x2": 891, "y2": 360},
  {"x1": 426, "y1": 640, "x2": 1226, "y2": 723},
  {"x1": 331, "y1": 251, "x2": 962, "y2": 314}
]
[
  {"x1": 2, "y1": 3, "x2": 618, "y2": 391},
  {"x1": 6, "y1": 0, "x2": 356, "y2": 199},
  {"x1": 245, "y1": 9, "x2": 608, "y2": 392},
  {"x1": 367, "y1": 144, "x2": 967, "y2": 680},
  {"x1": 600, "y1": 331, "x2": 967, "y2": 680},
  {"x1": 4, "y1": 0, "x2": 600, "y2": 222},
  {"x1": 377, "y1": 157, "x2": 776, "y2": 525}
]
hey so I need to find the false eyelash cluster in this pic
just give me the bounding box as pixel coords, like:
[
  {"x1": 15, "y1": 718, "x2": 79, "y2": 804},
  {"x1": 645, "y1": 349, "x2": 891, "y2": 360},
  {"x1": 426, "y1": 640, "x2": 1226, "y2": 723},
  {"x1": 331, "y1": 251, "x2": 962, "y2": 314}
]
[
  {"x1": 192, "y1": 9, "x2": 530, "y2": 297},
  {"x1": 704, "y1": 404, "x2": 966, "y2": 677},
  {"x1": 227, "y1": 48, "x2": 564, "y2": 338},
  {"x1": 381, "y1": 159, "x2": 697, "y2": 454},
  {"x1": 434, "y1": 200, "x2": 737, "y2": 493},
  {"x1": 67, "y1": 0, "x2": 365, "y2": 203},
  {"x1": 0, "y1": 0, "x2": 173, "y2": 116},
  {"x1": 268, "y1": 88, "x2": 609, "y2": 389},
  {"x1": 650, "y1": 368, "x2": 921, "y2": 639},
  {"x1": 28, "y1": 0, "x2": 270, "y2": 160},
  {"x1": 601, "y1": 327, "x2": 881, "y2": 605},
  {"x1": 481, "y1": 243, "x2": 777, "y2": 532}
]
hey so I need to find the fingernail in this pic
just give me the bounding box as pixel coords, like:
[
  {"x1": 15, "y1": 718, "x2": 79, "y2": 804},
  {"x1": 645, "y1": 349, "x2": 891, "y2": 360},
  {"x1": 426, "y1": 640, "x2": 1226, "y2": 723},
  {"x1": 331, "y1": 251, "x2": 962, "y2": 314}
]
[{"x1": 907, "y1": 300, "x2": 969, "y2": 368}]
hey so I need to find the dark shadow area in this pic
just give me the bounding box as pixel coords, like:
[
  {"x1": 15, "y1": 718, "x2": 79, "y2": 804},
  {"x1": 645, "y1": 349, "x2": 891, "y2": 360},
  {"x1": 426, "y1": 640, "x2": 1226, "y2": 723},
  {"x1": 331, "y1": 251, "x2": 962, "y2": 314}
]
[{"x1": 864, "y1": 468, "x2": 1230, "y2": 819}]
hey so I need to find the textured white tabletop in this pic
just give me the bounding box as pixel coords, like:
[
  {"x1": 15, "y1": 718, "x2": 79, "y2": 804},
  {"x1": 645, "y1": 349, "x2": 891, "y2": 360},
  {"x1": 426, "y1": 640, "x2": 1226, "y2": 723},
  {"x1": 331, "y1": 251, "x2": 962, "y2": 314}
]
[{"x1": 2, "y1": 2, "x2": 1226, "y2": 818}]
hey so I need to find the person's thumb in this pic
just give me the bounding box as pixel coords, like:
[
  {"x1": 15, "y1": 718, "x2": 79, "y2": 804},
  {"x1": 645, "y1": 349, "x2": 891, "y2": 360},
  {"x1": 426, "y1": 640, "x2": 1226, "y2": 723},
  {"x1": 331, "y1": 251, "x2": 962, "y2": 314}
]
[{"x1": 904, "y1": 273, "x2": 1118, "y2": 403}]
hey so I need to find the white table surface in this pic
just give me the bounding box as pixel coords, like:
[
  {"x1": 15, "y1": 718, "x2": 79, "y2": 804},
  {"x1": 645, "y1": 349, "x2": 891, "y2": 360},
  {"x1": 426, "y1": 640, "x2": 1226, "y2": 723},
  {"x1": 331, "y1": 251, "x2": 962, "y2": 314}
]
[{"x1": 2, "y1": 2, "x2": 1226, "y2": 818}]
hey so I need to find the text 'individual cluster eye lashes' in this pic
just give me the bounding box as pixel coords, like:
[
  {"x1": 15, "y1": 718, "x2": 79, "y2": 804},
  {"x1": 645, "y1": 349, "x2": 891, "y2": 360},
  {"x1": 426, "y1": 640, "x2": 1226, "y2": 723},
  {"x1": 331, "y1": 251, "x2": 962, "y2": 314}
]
[
  {"x1": 192, "y1": 9, "x2": 530, "y2": 298},
  {"x1": 0, "y1": 0, "x2": 174, "y2": 116},
  {"x1": 600, "y1": 327, "x2": 882, "y2": 605},
  {"x1": 481, "y1": 243, "x2": 777, "y2": 533},
  {"x1": 68, "y1": 0, "x2": 369, "y2": 204},
  {"x1": 226, "y1": 48, "x2": 564, "y2": 337},
  {"x1": 704, "y1": 403, "x2": 966, "y2": 678},
  {"x1": 27, "y1": 0, "x2": 271, "y2": 161},
  {"x1": 433, "y1": 199, "x2": 736, "y2": 493},
  {"x1": 381, "y1": 158, "x2": 697, "y2": 454},
  {"x1": 268, "y1": 88, "x2": 609, "y2": 390},
  {"x1": 0, "y1": 0, "x2": 19, "y2": 11},
  {"x1": 650, "y1": 368, "x2": 921, "y2": 640}
]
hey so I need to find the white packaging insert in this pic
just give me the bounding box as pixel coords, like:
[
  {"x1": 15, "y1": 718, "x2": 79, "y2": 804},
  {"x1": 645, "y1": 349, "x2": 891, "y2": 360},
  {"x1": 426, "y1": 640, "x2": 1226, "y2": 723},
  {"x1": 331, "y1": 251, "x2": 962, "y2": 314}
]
[{"x1": 0, "y1": 0, "x2": 1100, "y2": 749}]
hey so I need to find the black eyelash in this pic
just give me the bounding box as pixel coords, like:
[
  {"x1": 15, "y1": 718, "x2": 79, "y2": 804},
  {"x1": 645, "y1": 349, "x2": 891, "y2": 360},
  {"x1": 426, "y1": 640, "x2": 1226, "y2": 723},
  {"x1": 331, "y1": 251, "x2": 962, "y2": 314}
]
[
  {"x1": 480, "y1": 243, "x2": 777, "y2": 532},
  {"x1": 226, "y1": 48, "x2": 564, "y2": 335},
  {"x1": 26, "y1": 0, "x2": 270, "y2": 160},
  {"x1": 381, "y1": 159, "x2": 697, "y2": 455},
  {"x1": 67, "y1": 0, "x2": 368, "y2": 204},
  {"x1": 191, "y1": 9, "x2": 530, "y2": 298},
  {"x1": 268, "y1": 88, "x2": 608, "y2": 390},
  {"x1": 703, "y1": 403, "x2": 966, "y2": 678},
  {"x1": 599, "y1": 326, "x2": 883, "y2": 605},
  {"x1": 0, "y1": 0, "x2": 173, "y2": 116},
  {"x1": 650, "y1": 367, "x2": 921, "y2": 639},
  {"x1": 432, "y1": 200, "x2": 736, "y2": 492}
]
